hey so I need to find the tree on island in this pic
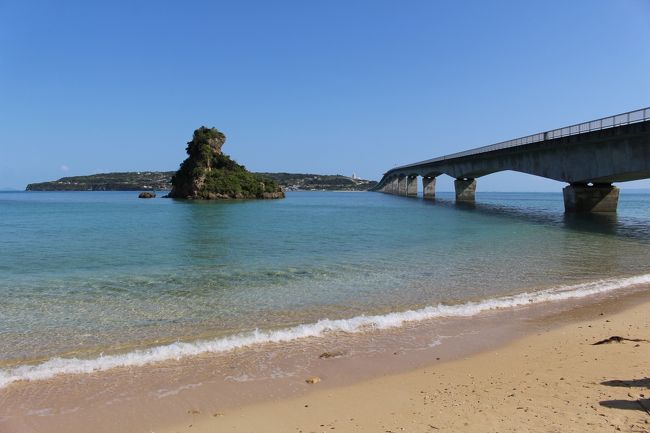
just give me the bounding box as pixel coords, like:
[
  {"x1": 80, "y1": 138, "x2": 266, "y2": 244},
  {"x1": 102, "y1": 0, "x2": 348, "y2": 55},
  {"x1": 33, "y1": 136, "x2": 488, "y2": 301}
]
[{"x1": 167, "y1": 127, "x2": 284, "y2": 200}]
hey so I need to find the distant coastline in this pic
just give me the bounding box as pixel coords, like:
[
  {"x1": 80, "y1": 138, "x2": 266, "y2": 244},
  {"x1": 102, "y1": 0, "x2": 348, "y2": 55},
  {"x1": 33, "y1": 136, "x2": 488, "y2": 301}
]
[{"x1": 25, "y1": 171, "x2": 378, "y2": 192}]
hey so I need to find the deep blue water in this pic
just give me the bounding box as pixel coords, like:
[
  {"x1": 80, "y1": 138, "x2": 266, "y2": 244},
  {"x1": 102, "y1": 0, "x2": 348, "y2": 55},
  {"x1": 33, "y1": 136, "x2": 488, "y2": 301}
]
[{"x1": 1, "y1": 190, "x2": 650, "y2": 365}]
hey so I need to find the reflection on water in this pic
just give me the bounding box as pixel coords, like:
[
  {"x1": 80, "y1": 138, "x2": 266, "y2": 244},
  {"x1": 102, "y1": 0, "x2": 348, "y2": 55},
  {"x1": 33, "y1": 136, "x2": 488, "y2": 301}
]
[{"x1": 434, "y1": 192, "x2": 650, "y2": 240}]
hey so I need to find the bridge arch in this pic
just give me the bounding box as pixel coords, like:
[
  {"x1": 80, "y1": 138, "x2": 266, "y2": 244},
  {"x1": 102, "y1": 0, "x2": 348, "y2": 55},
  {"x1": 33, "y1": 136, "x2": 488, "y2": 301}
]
[{"x1": 375, "y1": 108, "x2": 650, "y2": 212}]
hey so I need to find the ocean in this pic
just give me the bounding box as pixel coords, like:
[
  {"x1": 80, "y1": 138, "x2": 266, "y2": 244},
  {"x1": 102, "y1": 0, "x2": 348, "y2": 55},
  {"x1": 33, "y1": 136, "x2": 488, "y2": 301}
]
[{"x1": 1, "y1": 190, "x2": 650, "y2": 387}]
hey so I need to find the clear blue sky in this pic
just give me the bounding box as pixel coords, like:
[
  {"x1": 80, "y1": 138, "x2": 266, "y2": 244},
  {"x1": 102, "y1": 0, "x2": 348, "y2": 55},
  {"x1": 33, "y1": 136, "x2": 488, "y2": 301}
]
[{"x1": 1, "y1": 0, "x2": 649, "y2": 191}]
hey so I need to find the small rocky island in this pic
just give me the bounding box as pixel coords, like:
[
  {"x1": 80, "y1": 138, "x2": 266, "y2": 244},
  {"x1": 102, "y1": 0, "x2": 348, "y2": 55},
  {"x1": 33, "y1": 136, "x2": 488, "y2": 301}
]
[{"x1": 167, "y1": 127, "x2": 284, "y2": 200}]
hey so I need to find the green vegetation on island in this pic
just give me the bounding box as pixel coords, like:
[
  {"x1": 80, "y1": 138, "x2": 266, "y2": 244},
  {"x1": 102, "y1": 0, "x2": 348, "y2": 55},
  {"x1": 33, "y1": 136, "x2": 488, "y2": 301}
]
[
  {"x1": 167, "y1": 127, "x2": 284, "y2": 200},
  {"x1": 25, "y1": 130, "x2": 378, "y2": 194},
  {"x1": 26, "y1": 171, "x2": 175, "y2": 191},
  {"x1": 257, "y1": 172, "x2": 377, "y2": 191},
  {"x1": 26, "y1": 171, "x2": 378, "y2": 192}
]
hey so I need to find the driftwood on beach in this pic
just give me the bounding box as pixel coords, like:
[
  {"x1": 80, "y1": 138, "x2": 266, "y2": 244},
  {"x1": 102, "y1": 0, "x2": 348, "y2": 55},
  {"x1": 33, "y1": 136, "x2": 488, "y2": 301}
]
[{"x1": 592, "y1": 336, "x2": 648, "y2": 345}]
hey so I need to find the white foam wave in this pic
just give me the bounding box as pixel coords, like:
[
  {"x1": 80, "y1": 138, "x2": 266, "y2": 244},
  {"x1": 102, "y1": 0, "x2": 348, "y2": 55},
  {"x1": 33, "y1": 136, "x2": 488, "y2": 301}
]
[{"x1": 2, "y1": 274, "x2": 649, "y2": 388}]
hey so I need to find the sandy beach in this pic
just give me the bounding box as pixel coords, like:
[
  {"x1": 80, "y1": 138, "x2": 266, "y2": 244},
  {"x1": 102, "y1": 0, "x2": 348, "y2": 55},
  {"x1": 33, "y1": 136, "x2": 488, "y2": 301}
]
[
  {"x1": 156, "y1": 294, "x2": 650, "y2": 433},
  {"x1": 3, "y1": 288, "x2": 650, "y2": 433}
]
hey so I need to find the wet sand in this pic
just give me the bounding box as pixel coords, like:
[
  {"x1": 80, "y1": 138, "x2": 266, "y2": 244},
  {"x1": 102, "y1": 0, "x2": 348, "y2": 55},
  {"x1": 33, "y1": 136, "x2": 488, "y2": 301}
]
[
  {"x1": 160, "y1": 291, "x2": 650, "y2": 433},
  {"x1": 2, "y1": 288, "x2": 650, "y2": 433}
]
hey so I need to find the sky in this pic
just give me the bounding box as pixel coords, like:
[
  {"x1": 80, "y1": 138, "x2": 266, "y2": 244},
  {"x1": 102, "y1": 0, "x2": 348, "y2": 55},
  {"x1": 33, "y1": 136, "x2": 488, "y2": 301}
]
[{"x1": 1, "y1": 0, "x2": 649, "y2": 191}]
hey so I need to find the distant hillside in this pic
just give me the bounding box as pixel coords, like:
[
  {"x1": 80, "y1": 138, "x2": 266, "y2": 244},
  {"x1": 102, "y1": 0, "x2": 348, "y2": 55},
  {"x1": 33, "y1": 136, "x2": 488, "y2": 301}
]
[
  {"x1": 256, "y1": 172, "x2": 377, "y2": 191},
  {"x1": 26, "y1": 172, "x2": 175, "y2": 191},
  {"x1": 26, "y1": 171, "x2": 377, "y2": 192}
]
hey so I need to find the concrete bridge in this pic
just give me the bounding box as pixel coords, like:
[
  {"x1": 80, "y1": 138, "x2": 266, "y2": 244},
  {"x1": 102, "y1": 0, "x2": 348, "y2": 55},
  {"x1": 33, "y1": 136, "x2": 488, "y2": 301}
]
[{"x1": 374, "y1": 107, "x2": 650, "y2": 212}]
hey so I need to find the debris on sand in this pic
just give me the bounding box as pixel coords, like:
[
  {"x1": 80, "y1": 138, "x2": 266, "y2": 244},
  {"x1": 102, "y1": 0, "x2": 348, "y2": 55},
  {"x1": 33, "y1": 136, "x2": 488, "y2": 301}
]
[
  {"x1": 592, "y1": 336, "x2": 648, "y2": 345},
  {"x1": 319, "y1": 351, "x2": 344, "y2": 359}
]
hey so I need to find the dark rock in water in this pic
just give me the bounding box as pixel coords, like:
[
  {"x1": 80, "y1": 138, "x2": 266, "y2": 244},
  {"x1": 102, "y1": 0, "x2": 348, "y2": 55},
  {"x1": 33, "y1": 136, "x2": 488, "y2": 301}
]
[
  {"x1": 138, "y1": 191, "x2": 156, "y2": 198},
  {"x1": 319, "y1": 351, "x2": 344, "y2": 359},
  {"x1": 262, "y1": 191, "x2": 286, "y2": 199},
  {"x1": 167, "y1": 126, "x2": 284, "y2": 200}
]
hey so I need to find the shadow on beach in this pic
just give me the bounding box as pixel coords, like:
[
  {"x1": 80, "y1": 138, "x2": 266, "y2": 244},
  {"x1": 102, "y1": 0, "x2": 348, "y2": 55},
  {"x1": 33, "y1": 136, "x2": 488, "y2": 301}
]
[
  {"x1": 599, "y1": 377, "x2": 650, "y2": 413},
  {"x1": 601, "y1": 378, "x2": 650, "y2": 389},
  {"x1": 599, "y1": 399, "x2": 650, "y2": 412}
]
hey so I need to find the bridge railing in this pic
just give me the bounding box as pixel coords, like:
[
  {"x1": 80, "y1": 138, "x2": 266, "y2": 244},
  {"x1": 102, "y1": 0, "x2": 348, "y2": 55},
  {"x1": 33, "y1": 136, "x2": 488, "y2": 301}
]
[
  {"x1": 547, "y1": 108, "x2": 649, "y2": 140},
  {"x1": 391, "y1": 107, "x2": 650, "y2": 172}
]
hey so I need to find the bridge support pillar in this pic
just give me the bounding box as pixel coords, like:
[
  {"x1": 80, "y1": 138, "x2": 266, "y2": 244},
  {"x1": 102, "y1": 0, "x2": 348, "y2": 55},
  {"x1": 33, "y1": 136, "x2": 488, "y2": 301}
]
[
  {"x1": 384, "y1": 177, "x2": 392, "y2": 194},
  {"x1": 454, "y1": 178, "x2": 476, "y2": 202},
  {"x1": 406, "y1": 175, "x2": 418, "y2": 196},
  {"x1": 422, "y1": 177, "x2": 436, "y2": 199},
  {"x1": 398, "y1": 176, "x2": 407, "y2": 195},
  {"x1": 563, "y1": 183, "x2": 619, "y2": 213}
]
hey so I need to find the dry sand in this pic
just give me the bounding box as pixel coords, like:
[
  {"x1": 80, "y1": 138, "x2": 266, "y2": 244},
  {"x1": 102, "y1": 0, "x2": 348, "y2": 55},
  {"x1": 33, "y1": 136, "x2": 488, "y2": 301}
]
[{"x1": 160, "y1": 299, "x2": 650, "y2": 433}]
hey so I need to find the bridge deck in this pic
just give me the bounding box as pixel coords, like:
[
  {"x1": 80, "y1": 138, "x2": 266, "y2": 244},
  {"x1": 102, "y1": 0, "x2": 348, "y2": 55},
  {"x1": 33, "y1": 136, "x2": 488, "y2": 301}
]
[
  {"x1": 385, "y1": 107, "x2": 650, "y2": 176},
  {"x1": 376, "y1": 107, "x2": 650, "y2": 212}
]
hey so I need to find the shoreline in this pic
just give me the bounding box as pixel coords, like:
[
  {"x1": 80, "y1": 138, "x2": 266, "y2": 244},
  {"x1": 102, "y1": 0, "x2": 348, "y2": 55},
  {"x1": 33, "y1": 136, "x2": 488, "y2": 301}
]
[
  {"x1": 3, "y1": 274, "x2": 649, "y2": 388},
  {"x1": 160, "y1": 289, "x2": 650, "y2": 433},
  {"x1": 2, "y1": 285, "x2": 650, "y2": 432}
]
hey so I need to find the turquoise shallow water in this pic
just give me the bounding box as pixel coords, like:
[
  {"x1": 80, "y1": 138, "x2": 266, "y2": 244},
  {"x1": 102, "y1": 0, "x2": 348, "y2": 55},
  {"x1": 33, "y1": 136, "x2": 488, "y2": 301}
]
[{"x1": 1, "y1": 190, "x2": 650, "y2": 369}]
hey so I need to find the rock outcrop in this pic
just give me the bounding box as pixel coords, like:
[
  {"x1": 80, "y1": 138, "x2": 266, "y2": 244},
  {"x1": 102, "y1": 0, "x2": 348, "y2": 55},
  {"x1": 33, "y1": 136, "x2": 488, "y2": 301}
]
[
  {"x1": 167, "y1": 127, "x2": 284, "y2": 200},
  {"x1": 138, "y1": 192, "x2": 156, "y2": 198}
]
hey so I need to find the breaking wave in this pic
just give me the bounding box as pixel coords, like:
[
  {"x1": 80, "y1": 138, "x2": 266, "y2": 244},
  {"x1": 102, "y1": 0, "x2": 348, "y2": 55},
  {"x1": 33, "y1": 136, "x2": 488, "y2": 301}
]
[{"x1": 1, "y1": 274, "x2": 649, "y2": 388}]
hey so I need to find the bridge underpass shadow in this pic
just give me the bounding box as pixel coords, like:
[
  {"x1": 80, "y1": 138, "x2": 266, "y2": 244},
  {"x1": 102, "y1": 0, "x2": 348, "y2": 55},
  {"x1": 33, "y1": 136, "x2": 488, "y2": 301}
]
[{"x1": 418, "y1": 194, "x2": 650, "y2": 243}]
